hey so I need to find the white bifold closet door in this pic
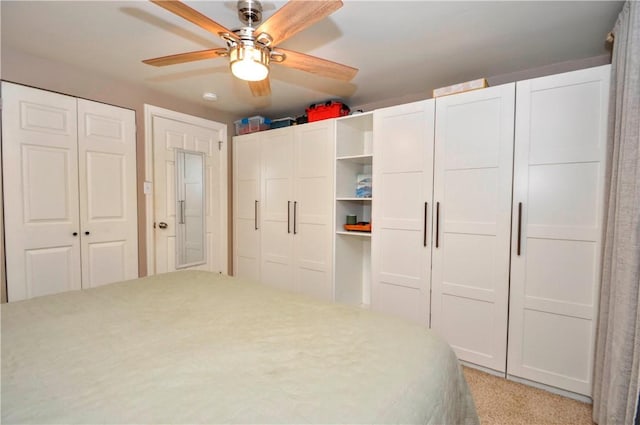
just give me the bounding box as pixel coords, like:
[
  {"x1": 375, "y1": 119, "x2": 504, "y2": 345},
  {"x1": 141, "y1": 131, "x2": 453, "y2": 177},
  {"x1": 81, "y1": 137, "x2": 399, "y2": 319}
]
[
  {"x1": 371, "y1": 100, "x2": 435, "y2": 326},
  {"x1": 508, "y1": 65, "x2": 610, "y2": 396},
  {"x1": 2, "y1": 82, "x2": 138, "y2": 301},
  {"x1": 77, "y1": 99, "x2": 138, "y2": 288},
  {"x1": 233, "y1": 133, "x2": 261, "y2": 281},
  {"x1": 431, "y1": 83, "x2": 515, "y2": 372}
]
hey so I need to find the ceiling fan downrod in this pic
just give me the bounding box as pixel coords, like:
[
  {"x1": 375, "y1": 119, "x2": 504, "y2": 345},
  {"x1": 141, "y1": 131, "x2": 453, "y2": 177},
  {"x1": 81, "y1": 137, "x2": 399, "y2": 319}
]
[{"x1": 237, "y1": 0, "x2": 263, "y2": 27}]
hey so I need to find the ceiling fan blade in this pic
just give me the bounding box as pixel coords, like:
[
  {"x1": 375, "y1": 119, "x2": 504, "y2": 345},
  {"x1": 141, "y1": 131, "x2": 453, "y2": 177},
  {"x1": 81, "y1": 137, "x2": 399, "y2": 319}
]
[
  {"x1": 142, "y1": 48, "x2": 228, "y2": 67},
  {"x1": 255, "y1": 0, "x2": 343, "y2": 46},
  {"x1": 249, "y1": 78, "x2": 271, "y2": 97},
  {"x1": 276, "y1": 48, "x2": 358, "y2": 81},
  {"x1": 150, "y1": 0, "x2": 239, "y2": 41}
]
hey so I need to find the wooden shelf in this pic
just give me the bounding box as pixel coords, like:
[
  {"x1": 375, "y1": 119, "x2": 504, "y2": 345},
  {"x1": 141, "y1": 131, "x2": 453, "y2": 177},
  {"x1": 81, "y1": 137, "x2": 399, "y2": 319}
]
[
  {"x1": 336, "y1": 197, "x2": 372, "y2": 201},
  {"x1": 336, "y1": 154, "x2": 373, "y2": 164},
  {"x1": 336, "y1": 230, "x2": 372, "y2": 237}
]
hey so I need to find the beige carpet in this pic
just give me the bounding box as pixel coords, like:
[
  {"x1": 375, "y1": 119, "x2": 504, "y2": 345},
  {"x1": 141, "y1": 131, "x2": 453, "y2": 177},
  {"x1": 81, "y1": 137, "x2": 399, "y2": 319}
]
[{"x1": 463, "y1": 366, "x2": 594, "y2": 425}]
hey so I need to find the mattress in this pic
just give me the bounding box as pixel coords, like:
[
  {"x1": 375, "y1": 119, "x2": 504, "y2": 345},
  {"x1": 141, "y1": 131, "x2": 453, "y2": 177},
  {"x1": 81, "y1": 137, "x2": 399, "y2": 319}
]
[{"x1": 1, "y1": 271, "x2": 478, "y2": 424}]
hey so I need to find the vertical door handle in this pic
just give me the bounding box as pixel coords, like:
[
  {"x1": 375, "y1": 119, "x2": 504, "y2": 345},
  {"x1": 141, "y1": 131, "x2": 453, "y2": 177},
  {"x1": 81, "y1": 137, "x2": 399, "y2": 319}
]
[
  {"x1": 423, "y1": 202, "x2": 428, "y2": 247},
  {"x1": 179, "y1": 200, "x2": 186, "y2": 224},
  {"x1": 517, "y1": 202, "x2": 523, "y2": 256},
  {"x1": 435, "y1": 202, "x2": 440, "y2": 248},
  {"x1": 287, "y1": 201, "x2": 291, "y2": 234},
  {"x1": 293, "y1": 201, "x2": 298, "y2": 235},
  {"x1": 255, "y1": 200, "x2": 259, "y2": 230}
]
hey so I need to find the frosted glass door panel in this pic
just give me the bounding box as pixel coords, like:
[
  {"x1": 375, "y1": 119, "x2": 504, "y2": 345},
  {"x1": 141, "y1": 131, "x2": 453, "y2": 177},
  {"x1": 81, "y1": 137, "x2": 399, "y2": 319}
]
[
  {"x1": 508, "y1": 65, "x2": 610, "y2": 396},
  {"x1": 432, "y1": 84, "x2": 515, "y2": 372},
  {"x1": 2, "y1": 82, "x2": 81, "y2": 301},
  {"x1": 372, "y1": 100, "x2": 435, "y2": 326},
  {"x1": 175, "y1": 150, "x2": 206, "y2": 268}
]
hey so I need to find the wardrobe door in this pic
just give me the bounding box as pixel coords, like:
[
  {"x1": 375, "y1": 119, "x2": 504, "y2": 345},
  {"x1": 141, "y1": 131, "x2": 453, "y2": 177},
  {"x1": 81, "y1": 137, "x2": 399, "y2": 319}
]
[
  {"x1": 233, "y1": 134, "x2": 261, "y2": 281},
  {"x1": 508, "y1": 65, "x2": 610, "y2": 396},
  {"x1": 432, "y1": 84, "x2": 515, "y2": 372},
  {"x1": 293, "y1": 120, "x2": 335, "y2": 300},
  {"x1": 77, "y1": 99, "x2": 138, "y2": 288},
  {"x1": 1, "y1": 82, "x2": 81, "y2": 301},
  {"x1": 371, "y1": 100, "x2": 435, "y2": 326},
  {"x1": 260, "y1": 127, "x2": 295, "y2": 291}
]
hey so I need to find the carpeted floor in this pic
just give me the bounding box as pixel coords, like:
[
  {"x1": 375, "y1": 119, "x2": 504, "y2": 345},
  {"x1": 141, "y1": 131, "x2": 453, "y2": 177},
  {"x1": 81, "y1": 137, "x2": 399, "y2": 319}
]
[{"x1": 463, "y1": 366, "x2": 594, "y2": 425}]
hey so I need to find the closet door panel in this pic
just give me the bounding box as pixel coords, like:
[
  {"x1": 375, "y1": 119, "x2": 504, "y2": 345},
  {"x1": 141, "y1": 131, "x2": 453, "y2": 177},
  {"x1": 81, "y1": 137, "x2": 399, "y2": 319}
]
[
  {"x1": 372, "y1": 100, "x2": 434, "y2": 326},
  {"x1": 293, "y1": 121, "x2": 334, "y2": 300},
  {"x1": 432, "y1": 84, "x2": 515, "y2": 372},
  {"x1": 77, "y1": 99, "x2": 138, "y2": 288},
  {"x1": 260, "y1": 128, "x2": 294, "y2": 291},
  {"x1": 2, "y1": 82, "x2": 81, "y2": 301},
  {"x1": 508, "y1": 65, "x2": 610, "y2": 396},
  {"x1": 233, "y1": 134, "x2": 261, "y2": 281}
]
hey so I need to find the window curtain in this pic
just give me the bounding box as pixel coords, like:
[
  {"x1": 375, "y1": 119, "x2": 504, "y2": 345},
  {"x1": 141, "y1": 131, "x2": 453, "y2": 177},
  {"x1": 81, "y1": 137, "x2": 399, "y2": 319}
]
[{"x1": 592, "y1": 2, "x2": 640, "y2": 424}]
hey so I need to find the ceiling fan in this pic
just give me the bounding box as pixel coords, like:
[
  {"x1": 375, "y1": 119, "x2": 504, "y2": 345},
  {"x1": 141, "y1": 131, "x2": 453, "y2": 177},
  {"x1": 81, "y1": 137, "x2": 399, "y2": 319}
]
[{"x1": 142, "y1": 0, "x2": 358, "y2": 97}]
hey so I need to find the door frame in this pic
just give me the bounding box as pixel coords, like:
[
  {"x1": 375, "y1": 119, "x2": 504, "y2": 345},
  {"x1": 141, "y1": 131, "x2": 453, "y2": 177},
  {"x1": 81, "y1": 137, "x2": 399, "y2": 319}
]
[{"x1": 144, "y1": 104, "x2": 228, "y2": 275}]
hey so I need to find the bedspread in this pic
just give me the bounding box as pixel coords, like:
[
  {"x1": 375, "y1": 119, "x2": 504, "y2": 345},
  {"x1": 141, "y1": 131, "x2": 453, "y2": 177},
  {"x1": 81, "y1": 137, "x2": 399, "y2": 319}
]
[{"x1": 2, "y1": 271, "x2": 478, "y2": 424}]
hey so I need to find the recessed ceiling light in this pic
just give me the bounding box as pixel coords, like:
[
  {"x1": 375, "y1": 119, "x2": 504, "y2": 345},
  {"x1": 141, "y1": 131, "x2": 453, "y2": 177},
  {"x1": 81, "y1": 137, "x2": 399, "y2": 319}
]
[{"x1": 202, "y1": 92, "x2": 218, "y2": 101}]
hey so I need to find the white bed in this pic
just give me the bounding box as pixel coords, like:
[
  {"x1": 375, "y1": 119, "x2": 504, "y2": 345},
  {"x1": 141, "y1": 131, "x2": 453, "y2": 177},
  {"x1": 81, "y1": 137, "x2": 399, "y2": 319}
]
[{"x1": 1, "y1": 271, "x2": 478, "y2": 424}]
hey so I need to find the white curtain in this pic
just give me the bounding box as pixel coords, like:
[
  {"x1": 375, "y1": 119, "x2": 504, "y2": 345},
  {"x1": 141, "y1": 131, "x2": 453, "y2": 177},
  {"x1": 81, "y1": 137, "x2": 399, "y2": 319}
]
[{"x1": 593, "y1": 2, "x2": 640, "y2": 424}]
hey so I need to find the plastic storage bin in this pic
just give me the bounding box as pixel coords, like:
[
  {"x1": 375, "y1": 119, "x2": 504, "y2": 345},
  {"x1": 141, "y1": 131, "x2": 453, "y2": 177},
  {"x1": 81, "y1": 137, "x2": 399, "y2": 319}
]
[
  {"x1": 270, "y1": 117, "x2": 296, "y2": 129},
  {"x1": 306, "y1": 101, "x2": 350, "y2": 122},
  {"x1": 234, "y1": 116, "x2": 271, "y2": 135}
]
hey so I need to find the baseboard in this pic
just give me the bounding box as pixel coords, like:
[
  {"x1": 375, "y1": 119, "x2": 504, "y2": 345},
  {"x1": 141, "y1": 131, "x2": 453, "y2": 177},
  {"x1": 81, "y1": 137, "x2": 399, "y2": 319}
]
[
  {"x1": 460, "y1": 360, "x2": 593, "y2": 404},
  {"x1": 507, "y1": 374, "x2": 593, "y2": 404},
  {"x1": 460, "y1": 360, "x2": 506, "y2": 378}
]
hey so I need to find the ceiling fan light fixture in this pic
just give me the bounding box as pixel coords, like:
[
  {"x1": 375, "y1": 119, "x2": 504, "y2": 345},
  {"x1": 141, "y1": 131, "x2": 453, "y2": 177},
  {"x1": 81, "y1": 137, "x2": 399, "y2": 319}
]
[{"x1": 230, "y1": 45, "x2": 270, "y2": 82}]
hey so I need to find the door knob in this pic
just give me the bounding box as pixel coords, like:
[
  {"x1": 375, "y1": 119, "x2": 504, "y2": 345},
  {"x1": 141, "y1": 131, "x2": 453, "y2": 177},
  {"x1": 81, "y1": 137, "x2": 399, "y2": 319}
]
[{"x1": 158, "y1": 222, "x2": 168, "y2": 229}]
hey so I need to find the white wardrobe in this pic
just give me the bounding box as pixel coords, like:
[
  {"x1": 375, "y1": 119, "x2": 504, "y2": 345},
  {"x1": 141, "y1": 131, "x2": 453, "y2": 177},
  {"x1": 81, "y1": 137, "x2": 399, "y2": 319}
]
[
  {"x1": 2, "y1": 82, "x2": 139, "y2": 301},
  {"x1": 231, "y1": 65, "x2": 610, "y2": 397},
  {"x1": 371, "y1": 65, "x2": 610, "y2": 397},
  {"x1": 233, "y1": 120, "x2": 335, "y2": 300}
]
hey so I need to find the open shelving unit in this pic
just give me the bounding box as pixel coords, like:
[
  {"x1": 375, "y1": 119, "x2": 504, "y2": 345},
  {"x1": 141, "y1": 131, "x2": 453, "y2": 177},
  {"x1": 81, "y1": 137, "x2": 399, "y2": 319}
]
[{"x1": 334, "y1": 112, "x2": 374, "y2": 307}]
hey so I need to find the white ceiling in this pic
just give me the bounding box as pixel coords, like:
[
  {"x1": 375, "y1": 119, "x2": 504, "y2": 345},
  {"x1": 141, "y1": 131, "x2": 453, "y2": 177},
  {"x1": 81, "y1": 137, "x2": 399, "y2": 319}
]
[{"x1": 1, "y1": 1, "x2": 622, "y2": 119}]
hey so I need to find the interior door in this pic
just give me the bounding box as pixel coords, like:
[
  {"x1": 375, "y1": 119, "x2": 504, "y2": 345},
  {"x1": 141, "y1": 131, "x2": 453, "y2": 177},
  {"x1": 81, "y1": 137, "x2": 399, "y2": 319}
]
[
  {"x1": 260, "y1": 128, "x2": 294, "y2": 292},
  {"x1": 77, "y1": 99, "x2": 138, "y2": 288},
  {"x1": 233, "y1": 133, "x2": 261, "y2": 281},
  {"x1": 293, "y1": 120, "x2": 335, "y2": 300},
  {"x1": 432, "y1": 84, "x2": 515, "y2": 372},
  {"x1": 152, "y1": 116, "x2": 222, "y2": 273},
  {"x1": 1, "y1": 82, "x2": 81, "y2": 301},
  {"x1": 371, "y1": 100, "x2": 435, "y2": 326},
  {"x1": 508, "y1": 65, "x2": 610, "y2": 396}
]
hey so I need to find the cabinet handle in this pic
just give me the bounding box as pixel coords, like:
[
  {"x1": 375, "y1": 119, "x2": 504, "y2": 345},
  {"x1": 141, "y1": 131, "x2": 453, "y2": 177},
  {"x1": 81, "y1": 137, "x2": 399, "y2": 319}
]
[
  {"x1": 179, "y1": 200, "x2": 186, "y2": 224},
  {"x1": 423, "y1": 202, "x2": 428, "y2": 247},
  {"x1": 287, "y1": 201, "x2": 291, "y2": 234},
  {"x1": 85, "y1": 231, "x2": 90, "y2": 236},
  {"x1": 293, "y1": 201, "x2": 298, "y2": 235},
  {"x1": 435, "y1": 202, "x2": 440, "y2": 248},
  {"x1": 72, "y1": 232, "x2": 78, "y2": 236},
  {"x1": 517, "y1": 202, "x2": 522, "y2": 256},
  {"x1": 255, "y1": 200, "x2": 259, "y2": 230}
]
